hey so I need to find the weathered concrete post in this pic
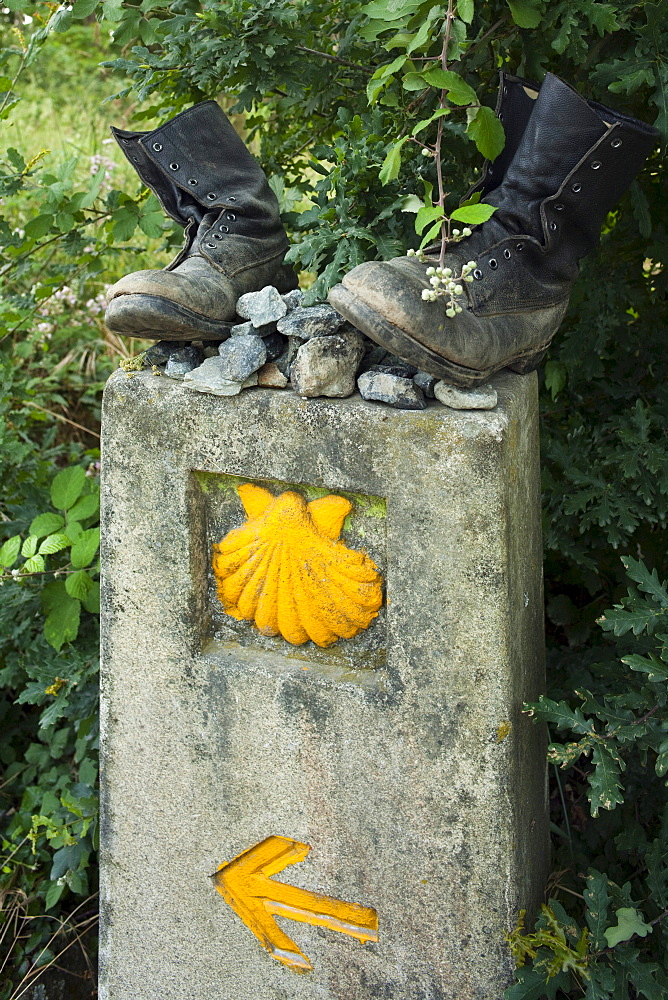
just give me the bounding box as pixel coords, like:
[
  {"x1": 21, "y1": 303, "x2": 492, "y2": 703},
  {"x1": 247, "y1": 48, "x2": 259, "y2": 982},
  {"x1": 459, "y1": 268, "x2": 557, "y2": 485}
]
[{"x1": 99, "y1": 368, "x2": 548, "y2": 1000}]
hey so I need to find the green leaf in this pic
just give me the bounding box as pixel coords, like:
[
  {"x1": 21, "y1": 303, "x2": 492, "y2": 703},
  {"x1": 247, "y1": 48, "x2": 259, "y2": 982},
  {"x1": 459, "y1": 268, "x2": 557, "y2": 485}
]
[
  {"x1": 362, "y1": 0, "x2": 427, "y2": 22},
  {"x1": 66, "y1": 492, "x2": 99, "y2": 523},
  {"x1": 419, "y1": 218, "x2": 444, "y2": 249},
  {"x1": 621, "y1": 556, "x2": 668, "y2": 605},
  {"x1": 506, "y1": 0, "x2": 542, "y2": 29},
  {"x1": 621, "y1": 653, "x2": 668, "y2": 683},
  {"x1": 627, "y1": 958, "x2": 665, "y2": 1000},
  {"x1": 423, "y1": 68, "x2": 477, "y2": 105},
  {"x1": 24, "y1": 214, "x2": 54, "y2": 240},
  {"x1": 38, "y1": 533, "x2": 71, "y2": 556},
  {"x1": 415, "y1": 204, "x2": 444, "y2": 235},
  {"x1": 21, "y1": 535, "x2": 38, "y2": 558},
  {"x1": 23, "y1": 555, "x2": 45, "y2": 574},
  {"x1": 83, "y1": 582, "x2": 101, "y2": 614},
  {"x1": 458, "y1": 0, "x2": 474, "y2": 23},
  {"x1": 0, "y1": 535, "x2": 21, "y2": 568},
  {"x1": 45, "y1": 879, "x2": 66, "y2": 910},
  {"x1": 584, "y1": 870, "x2": 611, "y2": 950},
  {"x1": 400, "y1": 194, "x2": 424, "y2": 213},
  {"x1": 379, "y1": 137, "x2": 408, "y2": 184},
  {"x1": 29, "y1": 513, "x2": 65, "y2": 538},
  {"x1": 138, "y1": 208, "x2": 165, "y2": 239},
  {"x1": 604, "y1": 907, "x2": 652, "y2": 947},
  {"x1": 65, "y1": 570, "x2": 94, "y2": 601},
  {"x1": 589, "y1": 743, "x2": 625, "y2": 816},
  {"x1": 467, "y1": 105, "x2": 506, "y2": 160},
  {"x1": 504, "y1": 967, "x2": 571, "y2": 1000},
  {"x1": 50, "y1": 466, "x2": 86, "y2": 511},
  {"x1": 402, "y1": 72, "x2": 429, "y2": 92},
  {"x1": 544, "y1": 360, "x2": 567, "y2": 400},
  {"x1": 44, "y1": 595, "x2": 81, "y2": 651},
  {"x1": 72, "y1": 0, "x2": 100, "y2": 16},
  {"x1": 411, "y1": 107, "x2": 450, "y2": 136},
  {"x1": 450, "y1": 203, "x2": 496, "y2": 224},
  {"x1": 64, "y1": 521, "x2": 84, "y2": 544},
  {"x1": 50, "y1": 841, "x2": 86, "y2": 880},
  {"x1": 70, "y1": 528, "x2": 100, "y2": 569},
  {"x1": 7, "y1": 147, "x2": 25, "y2": 172},
  {"x1": 370, "y1": 53, "x2": 407, "y2": 82}
]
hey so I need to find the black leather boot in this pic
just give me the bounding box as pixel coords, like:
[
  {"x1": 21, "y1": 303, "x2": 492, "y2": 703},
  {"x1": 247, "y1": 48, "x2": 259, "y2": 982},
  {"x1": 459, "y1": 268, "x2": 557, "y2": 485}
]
[
  {"x1": 329, "y1": 74, "x2": 659, "y2": 386},
  {"x1": 463, "y1": 71, "x2": 538, "y2": 202},
  {"x1": 105, "y1": 101, "x2": 296, "y2": 341}
]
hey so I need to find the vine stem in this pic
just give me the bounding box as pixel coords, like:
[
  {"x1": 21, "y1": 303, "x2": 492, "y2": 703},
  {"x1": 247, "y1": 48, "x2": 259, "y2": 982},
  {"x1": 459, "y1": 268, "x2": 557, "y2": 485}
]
[{"x1": 436, "y1": 0, "x2": 455, "y2": 267}]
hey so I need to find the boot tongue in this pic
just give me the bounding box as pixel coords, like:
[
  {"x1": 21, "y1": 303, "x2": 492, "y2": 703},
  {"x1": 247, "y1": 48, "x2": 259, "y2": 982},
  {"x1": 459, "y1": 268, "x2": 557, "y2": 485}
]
[{"x1": 482, "y1": 73, "x2": 608, "y2": 241}]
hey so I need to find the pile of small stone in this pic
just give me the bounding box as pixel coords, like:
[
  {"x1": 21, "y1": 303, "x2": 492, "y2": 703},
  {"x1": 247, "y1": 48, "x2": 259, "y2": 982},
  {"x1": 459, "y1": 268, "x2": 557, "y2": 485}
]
[{"x1": 140, "y1": 285, "x2": 497, "y2": 411}]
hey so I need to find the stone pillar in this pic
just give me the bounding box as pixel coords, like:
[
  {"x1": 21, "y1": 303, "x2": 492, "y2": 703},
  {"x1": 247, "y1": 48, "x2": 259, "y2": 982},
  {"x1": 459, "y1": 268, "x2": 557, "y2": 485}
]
[{"x1": 99, "y1": 368, "x2": 548, "y2": 1000}]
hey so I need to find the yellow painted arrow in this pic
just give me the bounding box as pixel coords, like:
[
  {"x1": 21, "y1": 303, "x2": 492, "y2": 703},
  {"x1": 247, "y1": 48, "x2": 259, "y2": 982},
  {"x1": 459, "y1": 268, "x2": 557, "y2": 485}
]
[{"x1": 211, "y1": 835, "x2": 379, "y2": 971}]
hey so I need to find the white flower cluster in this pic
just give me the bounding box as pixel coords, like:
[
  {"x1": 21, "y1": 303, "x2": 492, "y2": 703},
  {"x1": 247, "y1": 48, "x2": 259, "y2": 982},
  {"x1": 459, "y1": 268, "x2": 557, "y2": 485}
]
[
  {"x1": 85, "y1": 290, "x2": 110, "y2": 316},
  {"x1": 418, "y1": 261, "x2": 477, "y2": 316}
]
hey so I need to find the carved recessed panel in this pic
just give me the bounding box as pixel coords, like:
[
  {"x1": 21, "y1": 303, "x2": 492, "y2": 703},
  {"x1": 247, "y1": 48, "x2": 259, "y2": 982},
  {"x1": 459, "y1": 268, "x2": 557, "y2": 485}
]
[
  {"x1": 194, "y1": 472, "x2": 387, "y2": 669},
  {"x1": 212, "y1": 485, "x2": 383, "y2": 648}
]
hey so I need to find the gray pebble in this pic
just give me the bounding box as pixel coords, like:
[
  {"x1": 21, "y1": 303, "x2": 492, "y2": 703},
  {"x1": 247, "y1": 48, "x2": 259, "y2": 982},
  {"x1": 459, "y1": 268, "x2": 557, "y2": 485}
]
[
  {"x1": 262, "y1": 332, "x2": 285, "y2": 362},
  {"x1": 230, "y1": 321, "x2": 256, "y2": 337},
  {"x1": 236, "y1": 285, "x2": 287, "y2": 327},
  {"x1": 434, "y1": 381, "x2": 498, "y2": 409},
  {"x1": 217, "y1": 335, "x2": 267, "y2": 382},
  {"x1": 277, "y1": 304, "x2": 345, "y2": 340},
  {"x1": 257, "y1": 363, "x2": 289, "y2": 388},
  {"x1": 144, "y1": 340, "x2": 184, "y2": 367},
  {"x1": 163, "y1": 345, "x2": 204, "y2": 379},
  {"x1": 414, "y1": 370, "x2": 438, "y2": 398},
  {"x1": 282, "y1": 288, "x2": 304, "y2": 311},
  {"x1": 357, "y1": 371, "x2": 426, "y2": 410},
  {"x1": 290, "y1": 328, "x2": 366, "y2": 398},
  {"x1": 183, "y1": 358, "x2": 256, "y2": 396}
]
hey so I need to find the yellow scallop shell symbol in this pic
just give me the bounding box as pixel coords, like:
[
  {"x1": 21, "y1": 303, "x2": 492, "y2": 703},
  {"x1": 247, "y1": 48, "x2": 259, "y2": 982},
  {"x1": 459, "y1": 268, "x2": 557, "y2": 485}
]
[{"x1": 212, "y1": 485, "x2": 383, "y2": 648}]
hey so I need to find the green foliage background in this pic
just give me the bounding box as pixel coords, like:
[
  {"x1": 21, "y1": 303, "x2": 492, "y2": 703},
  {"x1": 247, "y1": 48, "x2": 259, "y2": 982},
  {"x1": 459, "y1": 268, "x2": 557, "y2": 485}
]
[{"x1": 0, "y1": 0, "x2": 666, "y2": 996}]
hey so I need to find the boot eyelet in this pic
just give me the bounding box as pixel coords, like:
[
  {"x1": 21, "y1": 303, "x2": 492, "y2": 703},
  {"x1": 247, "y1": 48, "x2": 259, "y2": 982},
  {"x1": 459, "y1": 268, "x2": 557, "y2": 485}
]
[
  {"x1": 169, "y1": 162, "x2": 179, "y2": 170},
  {"x1": 473, "y1": 268, "x2": 483, "y2": 280},
  {"x1": 504, "y1": 249, "x2": 511, "y2": 259},
  {"x1": 206, "y1": 192, "x2": 217, "y2": 200},
  {"x1": 228, "y1": 196, "x2": 236, "y2": 201},
  {"x1": 205, "y1": 242, "x2": 216, "y2": 249},
  {"x1": 549, "y1": 221, "x2": 557, "y2": 232},
  {"x1": 591, "y1": 161, "x2": 602, "y2": 170},
  {"x1": 489, "y1": 258, "x2": 498, "y2": 269},
  {"x1": 611, "y1": 138, "x2": 622, "y2": 148},
  {"x1": 516, "y1": 242, "x2": 525, "y2": 251},
  {"x1": 188, "y1": 178, "x2": 198, "y2": 186},
  {"x1": 213, "y1": 232, "x2": 223, "y2": 240},
  {"x1": 498, "y1": 113, "x2": 504, "y2": 122},
  {"x1": 572, "y1": 182, "x2": 582, "y2": 193},
  {"x1": 219, "y1": 225, "x2": 229, "y2": 233},
  {"x1": 226, "y1": 212, "x2": 236, "y2": 221},
  {"x1": 554, "y1": 203, "x2": 564, "y2": 211},
  {"x1": 152, "y1": 142, "x2": 163, "y2": 151},
  {"x1": 131, "y1": 156, "x2": 139, "y2": 163}
]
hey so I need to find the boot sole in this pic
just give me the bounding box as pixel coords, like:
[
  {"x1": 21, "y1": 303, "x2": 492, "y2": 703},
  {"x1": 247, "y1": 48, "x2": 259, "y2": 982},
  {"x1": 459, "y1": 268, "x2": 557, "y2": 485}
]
[
  {"x1": 105, "y1": 293, "x2": 237, "y2": 342},
  {"x1": 329, "y1": 284, "x2": 550, "y2": 388}
]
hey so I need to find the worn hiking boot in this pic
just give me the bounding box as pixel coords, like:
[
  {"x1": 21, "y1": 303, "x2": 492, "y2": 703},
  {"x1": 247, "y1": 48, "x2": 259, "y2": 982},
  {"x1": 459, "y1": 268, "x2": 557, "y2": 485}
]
[
  {"x1": 105, "y1": 101, "x2": 296, "y2": 341},
  {"x1": 329, "y1": 74, "x2": 659, "y2": 386}
]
